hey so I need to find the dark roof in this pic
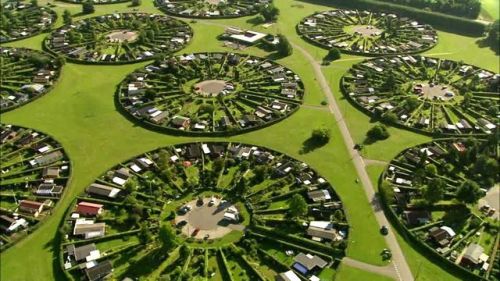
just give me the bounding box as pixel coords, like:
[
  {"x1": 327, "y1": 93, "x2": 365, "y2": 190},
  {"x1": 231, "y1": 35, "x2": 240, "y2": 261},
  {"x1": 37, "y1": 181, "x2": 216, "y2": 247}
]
[
  {"x1": 66, "y1": 243, "x2": 97, "y2": 261},
  {"x1": 186, "y1": 144, "x2": 202, "y2": 159},
  {"x1": 403, "y1": 210, "x2": 430, "y2": 226},
  {"x1": 85, "y1": 260, "x2": 113, "y2": 281},
  {"x1": 293, "y1": 252, "x2": 327, "y2": 271}
]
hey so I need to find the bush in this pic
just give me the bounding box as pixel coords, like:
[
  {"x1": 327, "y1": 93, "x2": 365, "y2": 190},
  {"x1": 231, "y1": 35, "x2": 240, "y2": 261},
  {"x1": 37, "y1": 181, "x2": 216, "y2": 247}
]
[
  {"x1": 276, "y1": 34, "x2": 292, "y2": 57},
  {"x1": 260, "y1": 4, "x2": 279, "y2": 22},
  {"x1": 82, "y1": 1, "x2": 94, "y2": 14},
  {"x1": 311, "y1": 126, "x2": 331, "y2": 144},
  {"x1": 63, "y1": 10, "x2": 72, "y2": 25},
  {"x1": 131, "y1": 0, "x2": 141, "y2": 6},
  {"x1": 366, "y1": 124, "x2": 390, "y2": 141},
  {"x1": 326, "y1": 47, "x2": 341, "y2": 61}
]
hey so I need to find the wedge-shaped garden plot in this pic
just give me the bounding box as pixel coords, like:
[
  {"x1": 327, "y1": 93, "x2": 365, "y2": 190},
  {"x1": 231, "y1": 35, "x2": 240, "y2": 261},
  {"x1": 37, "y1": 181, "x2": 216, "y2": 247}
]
[
  {"x1": 297, "y1": 9, "x2": 437, "y2": 56},
  {"x1": 0, "y1": 124, "x2": 71, "y2": 251},
  {"x1": 117, "y1": 52, "x2": 304, "y2": 135},
  {"x1": 155, "y1": 0, "x2": 268, "y2": 18},
  {"x1": 60, "y1": 142, "x2": 348, "y2": 281},
  {"x1": 45, "y1": 13, "x2": 192, "y2": 64},
  {"x1": 380, "y1": 138, "x2": 499, "y2": 280},
  {"x1": 342, "y1": 55, "x2": 499, "y2": 135},
  {"x1": 0, "y1": 47, "x2": 62, "y2": 113},
  {"x1": 0, "y1": 1, "x2": 55, "y2": 43}
]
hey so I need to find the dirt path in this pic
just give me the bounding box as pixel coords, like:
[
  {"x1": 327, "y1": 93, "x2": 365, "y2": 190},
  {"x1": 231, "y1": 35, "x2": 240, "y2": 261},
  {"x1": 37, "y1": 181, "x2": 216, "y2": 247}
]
[
  {"x1": 291, "y1": 41, "x2": 413, "y2": 281},
  {"x1": 343, "y1": 257, "x2": 397, "y2": 279}
]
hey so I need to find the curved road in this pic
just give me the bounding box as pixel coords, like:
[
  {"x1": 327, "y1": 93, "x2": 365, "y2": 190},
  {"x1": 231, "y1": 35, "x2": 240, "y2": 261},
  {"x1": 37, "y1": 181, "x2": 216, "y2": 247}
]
[{"x1": 291, "y1": 42, "x2": 413, "y2": 281}]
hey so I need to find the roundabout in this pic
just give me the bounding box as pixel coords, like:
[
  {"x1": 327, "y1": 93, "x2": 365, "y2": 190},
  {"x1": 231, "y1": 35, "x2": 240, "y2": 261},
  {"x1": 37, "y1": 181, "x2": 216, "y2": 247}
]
[
  {"x1": 59, "y1": 142, "x2": 348, "y2": 280},
  {"x1": 155, "y1": 0, "x2": 267, "y2": 18},
  {"x1": 0, "y1": 1, "x2": 55, "y2": 43},
  {"x1": 341, "y1": 55, "x2": 499, "y2": 135},
  {"x1": 297, "y1": 9, "x2": 438, "y2": 55},
  {"x1": 117, "y1": 52, "x2": 304, "y2": 135},
  {"x1": 45, "y1": 13, "x2": 192, "y2": 64},
  {"x1": 0, "y1": 47, "x2": 62, "y2": 112}
]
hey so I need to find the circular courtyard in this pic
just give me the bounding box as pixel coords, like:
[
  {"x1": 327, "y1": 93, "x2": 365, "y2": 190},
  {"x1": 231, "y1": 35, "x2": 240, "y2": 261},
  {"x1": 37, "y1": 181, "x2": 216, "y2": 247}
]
[
  {"x1": 117, "y1": 52, "x2": 304, "y2": 135},
  {"x1": 297, "y1": 9, "x2": 438, "y2": 55},
  {"x1": 45, "y1": 13, "x2": 192, "y2": 64},
  {"x1": 0, "y1": 47, "x2": 62, "y2": 112},
  {"x1": 155, "y1": 0, "x2": 266, "y2": 18},
  {"x1": 342, "y1": 55, "x2": 499, "y2": 135},
  {"x1": 58, "y1": 142, "x2": 348, "y2": 280}
]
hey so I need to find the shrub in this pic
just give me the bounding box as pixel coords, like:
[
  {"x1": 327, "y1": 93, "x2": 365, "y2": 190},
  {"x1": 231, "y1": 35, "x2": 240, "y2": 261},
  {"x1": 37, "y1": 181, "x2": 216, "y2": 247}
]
[
  {"x1": 311, "y1": 126, "x2": 331, "y2": 144},
  {"x1": 259, "y1": 4, "x2": 279, "y2": 22},
  {"x1": 131, "y1": 0, "x2": 141, "y2": 6},
  {"x1": 82, "y1": 1, "x2": 95, "y2": 14},
  {"x1": 366, "y1": 124, "x2": 390, "y2": 140},
  {"x1": 276, "y1": 34, "x2": 293, "y2": 57},
  {"x1": 327, "y1": 47, "x2": 341, "y2": 61},
  {"x1": 63, "y1": 10, "x2": 72, "y2": 25}
]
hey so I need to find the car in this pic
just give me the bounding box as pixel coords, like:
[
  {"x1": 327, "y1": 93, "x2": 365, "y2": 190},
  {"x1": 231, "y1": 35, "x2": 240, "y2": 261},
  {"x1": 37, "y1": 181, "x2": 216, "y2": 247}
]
[
  {"x1": 208, "y1": 196, "x2": 216, "y2": 206},
  {"x1": 196, "y1": 197, "x2": 204, "y2": 206},
  {"x1": 192, "y1": 228, "x2": 200, "y2": 236}
]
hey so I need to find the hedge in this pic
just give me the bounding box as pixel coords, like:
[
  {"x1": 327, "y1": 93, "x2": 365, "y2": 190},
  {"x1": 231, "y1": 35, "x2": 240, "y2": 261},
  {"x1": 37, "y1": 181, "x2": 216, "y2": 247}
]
[{"x1": 325, "y1": 0, "x2": 487, "y2": 36}]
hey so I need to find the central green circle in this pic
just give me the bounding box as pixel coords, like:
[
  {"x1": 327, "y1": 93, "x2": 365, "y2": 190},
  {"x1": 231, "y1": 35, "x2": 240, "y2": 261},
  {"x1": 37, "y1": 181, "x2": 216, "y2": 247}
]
[{"x1": 344, "y1": 25, "x2": 383, "y2": 37}]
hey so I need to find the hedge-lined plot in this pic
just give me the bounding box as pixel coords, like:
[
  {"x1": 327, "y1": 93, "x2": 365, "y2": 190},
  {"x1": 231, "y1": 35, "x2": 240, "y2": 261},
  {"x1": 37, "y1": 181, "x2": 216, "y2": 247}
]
[
  {"x1": 0, "y1": 47, "x2": 62, "y2": 113},
  {"x1": 297, "y1": 9, "x2": 437, "y2": 56},
  {"x1": 0, "y1": 1, "x2": 55, "y2": 43},
  {"x1": 58, "y1": 0, "x2": 129, "y2": 4},
  {"x1": 0, "y1": 124, "x2": 71, "y2": 251},
  {"x1": 341, "y1": 55, "x2": 499, "y2": 135},
  {"x1": 45, "y1": 13, "x2": 192, "y2": 64},
  {"x1": 155, "y1": 0, "x2": 268, "y2": 18},
  {"x1": 59, "y1": 142, "x2": 347, "y2": 281},
  {"x1": 380, "y1": 138, "x2": 499, "y2": 280},
  {"x1": 118, "y1": 52, "x2": 304, "y2": 135}
]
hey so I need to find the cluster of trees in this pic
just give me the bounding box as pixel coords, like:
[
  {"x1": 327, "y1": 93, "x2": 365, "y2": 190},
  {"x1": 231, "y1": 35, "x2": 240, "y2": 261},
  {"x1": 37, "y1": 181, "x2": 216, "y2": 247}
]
[
  {"x1": 486, "y1": 20, "x2": 499, "y2": 53},
  {"x1": 377, "y1": 0, "x2": 481, "y2": 19},
  {"x1": 259, "y1": 4, "x2": 279, "y2": 22},
  {"x1": 366, "y1": 124, "x2": 390, "y2": 141}
]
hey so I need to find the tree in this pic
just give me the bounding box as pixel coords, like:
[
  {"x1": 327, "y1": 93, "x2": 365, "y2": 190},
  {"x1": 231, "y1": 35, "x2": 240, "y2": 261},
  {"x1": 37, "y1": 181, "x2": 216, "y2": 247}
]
[
  {"x1": 253, "y1": 165, "x2": 270, "y2": 183},
  {"x1": 288, "y1": 194, "x2": 307, "y2": 217},
  {"x1": 259, "y1": 4, "x2": 279, "y2": 22},
  {"x1": 421, "y1": 178, "x2": 445, "y2": 205},
  {"x1": 366, "y1": 124, "x2": 390, "y2": 141},
  {"x1": 311, "y1": 126, "x2": 331, "y2": 144},
  {"x1": 30, "y1": 0, "x2": 38, "y2": 7},
  {"x1": 82, "y1": 1, "x2": 95, "y2": 14},
  {"x1": 486, "y1": 20, "x2": 499, "y2": 52},
  {"x1": 276, "y1": 34, "x2": 292, "y2": 57},
  {"x1": 131, "y1": 0, "x2": 141, "y2": 6},
  {"x1": 382, "y1": 112, "x2": 398, "y2": 123},
  {"x1": 456, "y1": 180, "x2": 482, "y2": 204},
  {"x1": 63, "y1": 10, "x2": 72, "y2": 25},
  {"x1": 159, "y1": 224, "x2": 177, "y2": 250},
  {"x1": 28, "y1": 54, "x2": 50, "y2": 68},
  {"x1": 424, "y1": 164, "x2": 438, "y2": 176},
  {"x1": 327, "y1": 47, "x2": 341, "y2": 61}
]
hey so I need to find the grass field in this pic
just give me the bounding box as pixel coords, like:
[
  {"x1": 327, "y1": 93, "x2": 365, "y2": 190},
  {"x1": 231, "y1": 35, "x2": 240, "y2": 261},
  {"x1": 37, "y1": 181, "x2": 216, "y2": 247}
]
[
  {"x1": 1, "y1": 0, "x2": 498, "y2": 280},
  {"x1": 480, "y1": 0, "x2": 499, "y2": 21},
  {"x1": 334, "y1": 264, "x2": 394, "y2": 281}
]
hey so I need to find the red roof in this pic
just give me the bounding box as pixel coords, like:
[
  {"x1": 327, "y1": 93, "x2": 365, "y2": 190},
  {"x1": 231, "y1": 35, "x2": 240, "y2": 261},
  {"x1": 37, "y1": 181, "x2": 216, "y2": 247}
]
[
  {"x1": 76, "y1": 201, "x2": 103, "y2": 215},
  {"x1": 19, "y1": 200, "x2": 43, "y2": 210}
]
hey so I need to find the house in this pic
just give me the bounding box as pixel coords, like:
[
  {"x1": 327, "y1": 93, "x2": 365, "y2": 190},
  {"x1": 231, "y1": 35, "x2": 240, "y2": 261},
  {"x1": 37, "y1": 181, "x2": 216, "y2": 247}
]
[
  {"x1": 85, "y1": 260, "x2": 113, "y2": 281},
  {"x1": 171, "y1": 116, "x2": 191, "y2": 129},
  {"x1": 86, "y1": 183, "x2": 121, "y2": 199},
  {"x1": 73, "y1": 219, "x2": 106, "y2": 239},
  {"x1": 35, "y1": 183, "x2": 63, "y2": 196},
  {"x1": 428, "y1": 226, "x2": 455, "y2": 247},
  {"x1": 186, "y1": 144, "x2": 202, "y2": 159},
  {"x1": 307, "y1": 221, "x2": 342, "y2": 241},
  {"x1": 0, "y1": 215, "x2": 27, "y2": 234},
  {"x1": 403, "y1": 210, "x2": 430, "y2": 226},
  {"x1": 276, "y1": 270, "x2": 301, "y2": 281},
  {"x1": 224, "y1": 27, "x2": 267, "y2": 45},
  {"x1": 461, "y1": 243, "x2": 484, "y2": 266},
  {"x1": 76, "y1": 202, "x2": 104, "y2": 216},
  {"x1": 307, "y1": 189, "x2": 331, "y2": 202},
  {"x1": 293, "y1": 253, "x2": 327, "y2": 275},
  {"x1": 112, "y1": 168, "x2": 130, "y2": 186},
  {"x1": 65, "y1": 243, "x2": 98, "y2": 262},
  {"x1": 18, "y1": 200, "x2": 44, "y2": 217},
  {"x1": 42, "y1": 167, "x2": 60, "y2": 178},
  {"x1": 31, "y1": 151, "x2": 63, "y2": 166}
]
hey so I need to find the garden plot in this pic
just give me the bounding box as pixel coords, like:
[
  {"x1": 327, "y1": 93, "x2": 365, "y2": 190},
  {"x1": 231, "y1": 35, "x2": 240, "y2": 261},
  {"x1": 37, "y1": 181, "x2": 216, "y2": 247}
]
[
  {"x1": 342, "y1": 55, "x2": 499, "y2": 135},
  {"x1": 0, "y1": 1, "x2": 55, "y2": 43},
  {"x1": 59, "y1": 142, "x2": 348, "y2": 281},
  {"x1": 0, "y1": 124, "x2": 71, "y2": 251},
  {"x1": 155, "y1": 0, "x2": 268, "y2": 18},
  {"x1": 118, "y1": 52, "x2": 304, "y2": 135},
  {"x1": 297, "y1": 9, "x2": 437, "y2": 56},
  {"x1": 380, "y1": 139, "x2": 499, "y2": 280},
  {"x1": 0, "y1": 47, "x2": 62, "y2": 113},
  {"x1": 45, "y1": 13, "x2": 192, "y2": 64},
  {"x1": 58, "y1": 0, "x2": 130, "y2": 4}
]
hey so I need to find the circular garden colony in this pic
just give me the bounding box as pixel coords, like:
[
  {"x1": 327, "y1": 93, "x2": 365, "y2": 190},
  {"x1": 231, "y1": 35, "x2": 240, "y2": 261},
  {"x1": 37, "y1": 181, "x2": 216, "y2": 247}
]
[
  {"x1": 155, "y1": 0, "x2": 268, "y2": 18},
  {"x1": 381, "y1": 138, "x2": 499, "y2": 279},
  {"x1": 342, "y1": 55, "x2": 500, "y2": 135},
  {"x1": 0, "y1": 124, "x2": 71, "y2": 251},
  {"x1": 59, "y1": 0, "x2": 129, "y2": 4},
  {"x1": 60, "y1": 143, "x2": 348, "y2": 281},
  {"x1": 297, "y1": 9, "x2": 437, "y2": 55},
  {"x1": 0, "y1": 47, "x2": 62, "y2": 112},
  {"x1": 118, "y1": 52, "x2": 303, "y2": 134},
  {"x1": 0, "y1": 0, "x2": 55, "y2": 43},
  {"x1": 45, "y1": 13, "x2": 192, "y2": 64}
]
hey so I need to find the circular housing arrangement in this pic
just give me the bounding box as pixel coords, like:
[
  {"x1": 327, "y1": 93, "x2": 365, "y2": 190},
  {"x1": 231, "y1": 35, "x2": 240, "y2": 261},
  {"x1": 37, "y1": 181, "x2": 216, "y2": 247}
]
[
  {"x1": 58, "y1": 0, "x2": 129, "y2": 4},
  {"x1": 0, "y1": 1, "x2": 55, "y2": 43},
  {"x1": 45, "y1": 13, "x2": 192, "y2": 64},
  {"x1": 118, "y1": 52, "x2": 304, "y2": 135},
  {"x1": 297, "y1": 9, "x2": 437, "y2": 55},
  {"x1": 1, "y1": 47, "x2": 62, "y2": 112},
  {"x1": 381, "y1": 139, "x2": 499, "y2": 278},
  {"x1": 155, "y1": 0, "x2": 267, "y2": 18},
  {"x1": 0, "y1": 124, "x2": 71, "y2": 251},
  {"x1": 60, "y1": 142, "x2": 348, "y2": 281},
  {"x1": 342, "y1": 55, "x2": 499, "y2": 135}
]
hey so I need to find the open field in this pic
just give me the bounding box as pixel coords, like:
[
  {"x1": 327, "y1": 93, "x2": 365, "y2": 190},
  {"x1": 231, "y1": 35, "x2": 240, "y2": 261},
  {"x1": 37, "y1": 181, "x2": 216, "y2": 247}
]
[{"x1": 1, "y1": 0, "x2": 498, "y2": 280}]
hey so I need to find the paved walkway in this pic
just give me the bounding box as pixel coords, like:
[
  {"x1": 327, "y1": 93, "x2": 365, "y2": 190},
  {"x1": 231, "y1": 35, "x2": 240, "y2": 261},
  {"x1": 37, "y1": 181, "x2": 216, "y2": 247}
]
[{"x1": 291, "y1": 42, "x2": 414, "y2": 281}]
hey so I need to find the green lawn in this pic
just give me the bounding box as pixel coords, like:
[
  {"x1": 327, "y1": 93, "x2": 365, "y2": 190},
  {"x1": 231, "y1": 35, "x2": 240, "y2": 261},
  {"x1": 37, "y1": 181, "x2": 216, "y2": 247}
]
[
  {"x1": 334, "y1": 264, "x2": 394, "y2": 281},
  {"x1": 480, "y1": 0, "x2": 499, "y2": 21},
  {"x1": 1, "y1": 0, "x2": 497, "y2": 280}
]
